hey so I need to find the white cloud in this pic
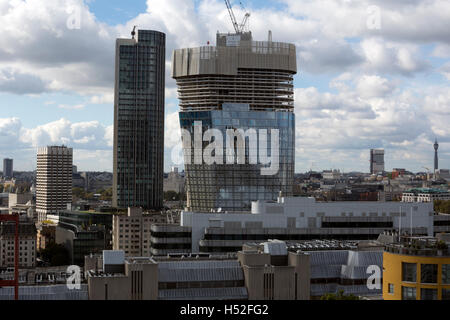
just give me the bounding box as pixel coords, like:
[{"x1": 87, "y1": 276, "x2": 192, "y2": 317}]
[
  {"x1": 164, "y1": 111, "x2": 181, "y2": 148},
  {"x1": 57, "y1": 103, "x2": 85, "y2": 110}
]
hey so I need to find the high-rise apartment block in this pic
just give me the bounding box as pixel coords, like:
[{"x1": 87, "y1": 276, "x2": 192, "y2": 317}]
[
  {"x1": 113, "y1": 30, "x2": 166, "y2": 210},
  {"x1": 172, "y1": 31, "x2": 297, "y2": 212},
  {"x1": 36, "y1": 146, "x2": 73, "y2": 222},
  {"x1": 370, "y1": 149, "x2": 385, "y2": 174},
  {"x1": 3, "y1": 158, "x2": 13, "y2": 179}
]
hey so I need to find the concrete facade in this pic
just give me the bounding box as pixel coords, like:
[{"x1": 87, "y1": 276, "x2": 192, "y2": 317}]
[
  {"x1": 36, "y1": 146, "x2": 73, "y2": 222},
  {"x1": 180, "y1": 196, "x2": 434, "y2": 253}
]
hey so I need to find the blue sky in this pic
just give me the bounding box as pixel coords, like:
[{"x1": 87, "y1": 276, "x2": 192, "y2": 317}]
[{"x1": 0, "y1": 0, "x2": 449, "y2": 173}]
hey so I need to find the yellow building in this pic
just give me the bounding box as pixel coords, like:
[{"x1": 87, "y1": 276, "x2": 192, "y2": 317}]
[{"x1": 383, "y1": 237, "x2": 450, "y2": 300}]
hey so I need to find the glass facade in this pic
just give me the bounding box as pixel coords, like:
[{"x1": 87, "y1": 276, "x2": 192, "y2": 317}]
[
  {"x1": 401, "y1": 286, "x2": 416, "y2": 300},
  {"x1": 421, "y1": 264, "x2": 438, "y2": 283},
  {"x1": 421, "y1": 288, "x2": 438, "y2": 300},
  {"x1": 113, "y1": 30, "x2": 165, "y2": 209},
  {"x1": 179, "y1": 103, "x2": 294, "y2": 212},
  {"x1": 402, "y1": 262, "x2": 417, "y2": 282},
  {"x1": 442, "y1": 264, "x2": 450, "y2": 284}
]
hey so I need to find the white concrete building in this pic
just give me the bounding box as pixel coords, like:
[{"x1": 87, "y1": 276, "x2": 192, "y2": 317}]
[
  {"x1": 180, "y1": 196, "x2": 434, "y2": 252},
  {"x1": 402, "y1": 188, "x2": 450, "y2": 203},
  {"x1": 36, "y1": 146, "x2": 73, "y2": 222}
]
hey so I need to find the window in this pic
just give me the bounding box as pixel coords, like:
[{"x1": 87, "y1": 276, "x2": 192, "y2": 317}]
[
  {"x1": 388, "y1": 284, "x2": 394, "y2": 294},
  {"x1": 442, "y1": 289, "x2": 450, "y2": 300},
  {"x1": 421, "y1": 264, "x2": 438, "y2": 284},
  {"x1": 421, "y1": 288, "x2": 438, "y2": 300},
  {"x1": 442, "y1": 264, "x2": 450, "y2": 284},
  {"x1": 402, "y1": 263, "x2": 417, "y2": 282},
  {"x1": 402, "y1": 286, "x2": 416, "y2": 300}
]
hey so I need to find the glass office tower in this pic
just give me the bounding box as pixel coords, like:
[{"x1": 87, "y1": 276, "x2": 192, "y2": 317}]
[
  {"x1": 113, "y1": 30, "x2": 165, "y2": 209},
  {"x1": 172, "y1": 32, "x2": 297, "y2": 212}
]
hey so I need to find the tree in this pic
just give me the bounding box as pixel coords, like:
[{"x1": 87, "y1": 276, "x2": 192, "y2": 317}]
[
  {"x1": 320, "y1": 290, "x2": 360, "y2": 300},
  {"x1": 434, "y1": 200, "x2": 450, "y2": 214},
  {"x1": 99, "y1": 188, "x2": 112, "y2": 201}
]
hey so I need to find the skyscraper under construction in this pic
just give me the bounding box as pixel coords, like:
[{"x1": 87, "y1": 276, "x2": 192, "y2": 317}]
[{"x1": 172, "y1": 31, "x2": 297, "y2": 212}]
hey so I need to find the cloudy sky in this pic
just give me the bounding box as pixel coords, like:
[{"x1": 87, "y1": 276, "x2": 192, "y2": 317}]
[{"x1": 0, "y1": 0, "x2": 449, "y2": 173}]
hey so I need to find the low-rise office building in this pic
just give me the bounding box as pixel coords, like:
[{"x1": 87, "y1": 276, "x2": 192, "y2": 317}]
[
  {"x1": 180, "y1": 196, "x2": 433, "y2": 253},
  {"x1": 383, "y1": 235, "x2": 450, "y2": 300},
  {"x1": 149, "y1": 224, "x2": 191, "y2": 256},
  {"x1": 56, "y1": 224, "x2": 109, "y2": 266},
  {"x1": 112, "y1": 207, "x2": 177, "y2": 257},
  {"x1": 402, "y1": 188, "x2": 450, "y2": 203}
]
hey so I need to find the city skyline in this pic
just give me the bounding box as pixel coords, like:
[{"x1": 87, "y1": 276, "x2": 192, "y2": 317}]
[{"x1": 0, "y1": 0, "x2": 449, "y2": 173}]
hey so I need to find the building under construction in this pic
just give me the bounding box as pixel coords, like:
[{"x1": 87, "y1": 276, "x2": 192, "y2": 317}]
[{"x1": 172, "y1": 30, "x2": 297, "y2": 212}]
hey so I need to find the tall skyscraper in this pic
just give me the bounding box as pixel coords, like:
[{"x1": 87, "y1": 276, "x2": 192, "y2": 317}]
[
  {"x1": 434, "y1": 138, "x2": 439, "y2": 171},
  {"x1": 2, "y1": 158, "x2": 13, "y2": 179},
  {"x1": 113, "y1": 29, "x2": 165, "y2": 210},
  {"x1": 172, "y1": 31, "x2": 297, "y2": 212},
  {"x1": 370, "y1": 149, "x2": 385, "y2": 174},
  {"x1": 36, "y1": 146, "x2": 73, "y2": 222}
]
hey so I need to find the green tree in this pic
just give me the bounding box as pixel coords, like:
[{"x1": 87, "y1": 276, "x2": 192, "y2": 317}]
[
  {"x1": 100, "y1": 188, "x2": 112, "y2": 201},
  {"x1": 434, "y1": 200, "x2": 450, "y2": 214},
  {"x1": 320, "y1": 290, "x2": 360, "y2": 300}
]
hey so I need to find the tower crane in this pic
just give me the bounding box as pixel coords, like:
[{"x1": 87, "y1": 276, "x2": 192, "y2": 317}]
[{"x1": 224, "y1": 0, "x2": 250, "y2": 34}]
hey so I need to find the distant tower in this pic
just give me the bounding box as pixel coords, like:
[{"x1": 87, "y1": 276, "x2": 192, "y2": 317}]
[
  {"x1": 370, "y1": 149, "x2": 385, "y2": 174},
  {"x1": 434, "y1": 138, "x2": 439, "y2": 171},
  {"x1": 36, "y1": 146, "x2": 73, "y2": 222}
]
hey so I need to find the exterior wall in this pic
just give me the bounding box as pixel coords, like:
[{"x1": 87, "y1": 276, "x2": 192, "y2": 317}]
[
  {"x1": 179, "y1": 103, "x2": 295, "y2": 212},
  {"x1": 383, "y1": 251, "x2": 450, "y2": 300},
  {"x1": 125, "y1": 262, "x2": 158, "y2": 300},
  {"x1": 149, "y1": 224, "x2": 191, "y2": 256},
  {"x1": 181, "y1": 197, "x2": 434, "y2": 252},
  {"x1": 36, "y1": 146, "x2": 73, "y2": 222},
  {"x1": 172, "y1": 34, "x2": 297, "y2": 80},
  {"x1": 402, "y1": 191, "x2": 450, "y2": 202},
  {"x1": 113, "y1": 30, "x2": 165, "y2": 210},
  {"x1": 8, "y1": 193, "x2": 33, "y2": 208},
  {"x1": 112, "y1": 209, "x2": 153, "y2": 257},
  {"x1": 163, "y1": 171, "x2": 185, "y2": 193},
  {"x1": 88, "y1": 275, "x2": 131, "y2": 300},
  {"x1": 88, "y1": 260, "x2": 158, "y2": 300},
  {"x1": 243, "y1": 265, "x2": 295, "y2": 300},
  {"x1": 0, "y1": 223, "x2": 36, "y2": 268},
  {"x1": 288, "y1": 252, "x2": 311, "y2": 300},
  {"x1": 237, "y1": 251, "x2": 270, "y2": 267}
]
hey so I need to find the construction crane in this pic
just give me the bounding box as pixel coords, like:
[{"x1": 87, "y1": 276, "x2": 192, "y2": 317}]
[{"x1": 224, "y1": 0, "x2": 250, "y2": 34}]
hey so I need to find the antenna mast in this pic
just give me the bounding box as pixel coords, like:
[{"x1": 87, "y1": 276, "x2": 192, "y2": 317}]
[{"x1": 224, "y1": 0, "x2": 250, "y2": 34}]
